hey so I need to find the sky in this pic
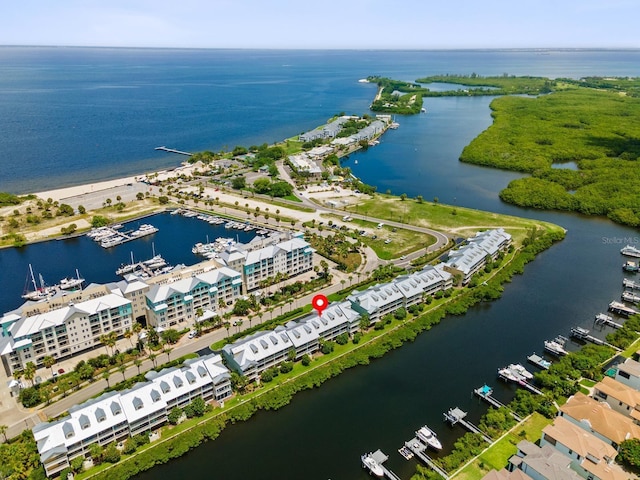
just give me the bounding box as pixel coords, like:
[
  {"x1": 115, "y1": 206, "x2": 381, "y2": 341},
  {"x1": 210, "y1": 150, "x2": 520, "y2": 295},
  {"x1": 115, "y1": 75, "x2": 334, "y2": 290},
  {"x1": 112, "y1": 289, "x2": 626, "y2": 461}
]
[{"x1": 1, "y1": 0, "x2": 638, "y2": 49}]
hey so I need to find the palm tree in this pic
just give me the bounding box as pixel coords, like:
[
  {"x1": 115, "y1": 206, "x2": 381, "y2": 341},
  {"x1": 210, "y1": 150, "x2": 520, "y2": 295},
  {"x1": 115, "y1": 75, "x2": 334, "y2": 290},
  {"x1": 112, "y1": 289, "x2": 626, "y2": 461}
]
[
  {"x1": 134, "y1": 359, "x2": 143, "y2": 375},
  {"x1": 118, "y1": 364, "x2": 126, "y2": 381},
  {"x1": 102, "y1": 371, "x2": 111, "y2": 387},
  {"x1": 258, "y1": 312, "x2": 264, "y2": 325},
  {"x1": 349, "y1": 275, "x2": 353, "y2": 287},
  {"x1": 223, "y1": 322, "x2": 231, "y2": 337},
  {"x1": 236, "y1": 320, "x2": 243, "y2": 333},
  {"x1": 24, "y1": 362, "x2": 36, "y2": 387},
  {"x1": 99, "y1": 334, "x2": 110, "y2": 355},
  {"x1": 43, "y1": 355, "x2": 55, "y2": 378},
  {"x1": 163, "y1": 345, "x2": 173, "y2": 362},
  {"x1": 149, "y1": 353, "x2": 158, "y2": 368},
  {"x1": 133, "y1": 322, "x2": 143, "y2": 347},
  {"x1": 247, "y1": 314, "x2": 253, "y2": 328},
  {"x1": 195, "y1": 307, "x2": 204, "y2": 329},
  {"x1": 124, "y1": 328, "x2": 133, "y2": 347}
]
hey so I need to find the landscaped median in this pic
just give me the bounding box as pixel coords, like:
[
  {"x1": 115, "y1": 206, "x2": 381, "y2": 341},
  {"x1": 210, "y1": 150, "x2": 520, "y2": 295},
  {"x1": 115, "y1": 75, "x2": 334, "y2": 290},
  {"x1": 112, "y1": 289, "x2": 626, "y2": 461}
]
[{"x1": 76, "y1": 228, "x2": 565, "y2": 480}]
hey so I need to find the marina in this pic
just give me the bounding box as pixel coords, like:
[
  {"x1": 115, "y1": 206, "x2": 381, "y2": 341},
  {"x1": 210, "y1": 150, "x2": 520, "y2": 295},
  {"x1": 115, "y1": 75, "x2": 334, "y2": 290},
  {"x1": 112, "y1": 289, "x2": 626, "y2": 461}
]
[
  {"x1": 403, "y1": 438, "x2": 449, "y2": 480},
  {"x1": 360, "y1": 450, "x2": 400, "y2": 480},
  {"x1": 608, "y1": 300, "x2": 639, "y2": 317},
  {"x1": 526, "y1": 352, "x2": 551, "y2": 370},
  {"x1": 570, "y1": 326, "x2": 621, "y2": 350},
  {"x1": 87, "y1": 224, "x2": 159, "y2": 249},
  {"x1": 497, "y1": 365, "x2": 544, "y2": 395}
]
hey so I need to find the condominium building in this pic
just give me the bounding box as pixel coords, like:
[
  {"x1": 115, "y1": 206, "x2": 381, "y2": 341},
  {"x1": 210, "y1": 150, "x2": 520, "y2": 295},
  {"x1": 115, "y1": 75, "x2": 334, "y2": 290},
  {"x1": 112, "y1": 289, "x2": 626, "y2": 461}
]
[
  {"x1": 222, "y1": 329, "x2": 294, "y2": 381},
  {"x1": 612, "y1": 357, "x2": 640, "y2": 391},
  {"x1": 33, "y1": 353, "x2": 231, "y2": 477},
  {"x1": 145, "y1": 267, "x2": 242, "y2": 329},
  {"x1": 444, "y1": 229, "x2": 512, "y2": 284},
  {"x1": 0, "y1": 293, "x2": 133, "y2": 375},
  {"x1": 593, "y1": 376, "x2": 640, "y2": 422},
  {"x1": 348, "y1": 282, "x2": 405, "y2": 324}
]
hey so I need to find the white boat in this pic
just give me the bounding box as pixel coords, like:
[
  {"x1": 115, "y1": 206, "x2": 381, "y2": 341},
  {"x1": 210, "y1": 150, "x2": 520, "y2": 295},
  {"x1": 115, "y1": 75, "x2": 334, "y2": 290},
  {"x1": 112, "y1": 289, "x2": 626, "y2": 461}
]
[
  {"x1": 544, "y1": 338, "x2": 568, "y2": 356},
  {"x1": 59, "y1": 269, "x2": 84, "y2": 291},
  {"x1": 131, "y1": 224, "x2": 158, "y2": 237},
  {"x1": 622, "y1": 291, "x2": 640, "y2": 305},
  {"x1": 416, "y1": 425, "x2": 442, "y2": 450},
  {"x1": 498, "y1": 366, "x2": 520, "y2": 382},
  {"x1": 21, "y1": 265, "x2": 56, "y2": 301},
  {"x1": 527, "y1": 353, "x2": 551, "y2": 370},
  {"x1": 508, "y1": 363, "x2": 534, "y2": 380},
  {"x1": 621, "y1": 245, "x2": 640, "y2": 258},
  {"x1": 361, "y1": 453, "x2": 384, "y2": 477}
]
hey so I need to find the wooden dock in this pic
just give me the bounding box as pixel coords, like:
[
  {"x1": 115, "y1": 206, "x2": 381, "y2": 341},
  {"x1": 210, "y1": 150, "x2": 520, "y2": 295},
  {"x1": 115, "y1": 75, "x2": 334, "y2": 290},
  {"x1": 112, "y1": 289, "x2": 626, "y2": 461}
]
[
  {"x1": 443, "y1": 407, "x2": 493, "y2": 443},
  {"x1": 594, "y1": 313, "x2": 622, "y2": 329},
  {"x1": 366, "y1": 450, "x2": 401, "y2": 480},
  {"x1": 404, "y1": 438, "x2": 449, "y2": 479},
  {"x1": 571, "y1": 326, "x2": 622, "y2": 351},
  {"x1": 474, "y1": 385, "x2": 522, "y2": 421},
  {"x1": 155, "y1": 146, "x2": 193, "y2": 156}
]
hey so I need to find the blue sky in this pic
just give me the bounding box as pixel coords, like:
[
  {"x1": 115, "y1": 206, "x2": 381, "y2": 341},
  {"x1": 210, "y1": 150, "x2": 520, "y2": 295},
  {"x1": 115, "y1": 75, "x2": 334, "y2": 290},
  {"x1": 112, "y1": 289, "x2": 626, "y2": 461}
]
[{"x1": 1, "y1": 0, "x2": 638, "y2": 49}]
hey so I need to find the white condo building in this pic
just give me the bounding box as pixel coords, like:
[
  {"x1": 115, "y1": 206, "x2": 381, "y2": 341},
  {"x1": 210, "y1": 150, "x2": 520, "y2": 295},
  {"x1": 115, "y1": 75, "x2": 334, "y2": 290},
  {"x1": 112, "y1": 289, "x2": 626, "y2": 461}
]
[
  {"x1": 33, "y1": 353, "x2": 231, "y2": 477},
  {"x1": 0, "y1": 293, "x2": 133, "y2": 375}
]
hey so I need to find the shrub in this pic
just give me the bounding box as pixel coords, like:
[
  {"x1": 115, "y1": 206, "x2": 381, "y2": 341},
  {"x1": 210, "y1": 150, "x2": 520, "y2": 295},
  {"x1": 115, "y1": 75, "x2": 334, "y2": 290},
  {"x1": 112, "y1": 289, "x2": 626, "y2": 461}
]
[
  {"x1": 279, "y1": 361, "x2": 293, "y2": 374},
  {"x1": 103, "y1": 443, "x2": 121, "y2": 464},
  {"x1": 301, "y1": 354, "x2": 311, "y2": 366},
  {"x1": 335, "y1": 333, "x2": 349, "y2": 345},
  {"x1": 168, "y1": 407, "x2": 183, "y2": 425}
]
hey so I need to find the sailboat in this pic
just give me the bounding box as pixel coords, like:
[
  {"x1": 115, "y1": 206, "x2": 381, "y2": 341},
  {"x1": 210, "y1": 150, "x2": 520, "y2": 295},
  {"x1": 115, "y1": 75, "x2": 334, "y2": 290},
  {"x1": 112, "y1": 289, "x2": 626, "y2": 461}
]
[
  {"x1": 58, "y1": 269, "x2": 85, "y2": 291},
  {"x1": 22, "y1": 264, "x2": 56, "y2": 301},
  {"x1": 116, "y1": 252, "x2": 137, "y2": 276}
]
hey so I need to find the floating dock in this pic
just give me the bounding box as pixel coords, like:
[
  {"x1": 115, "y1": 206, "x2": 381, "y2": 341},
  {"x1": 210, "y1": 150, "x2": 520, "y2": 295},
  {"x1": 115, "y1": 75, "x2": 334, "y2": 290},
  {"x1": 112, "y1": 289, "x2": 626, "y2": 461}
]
[
  {"x1": 527, "y1": 353, "x2": 551, "y2": 370},
  {"x1": 404, "y1": 438, "x2": 449, "y2": 479},
  {"x1": 473, "y1": 385, "x2": 522, "y2": 421},
  {"x1": 443, "y1": 407, "x2": 493, "y2": 443},
  {"x1": 361, "y1": 450, "x2": 401, "y2": 480},
  {"x1": 609, "y1": 301, "x2": 639, "y2": 317},
  {"x1": 154, "y1": 146, "x2": 193, "y2": 156},
  {"x1": 594, "y1": 313, "x2": 622, "y2": 329}
]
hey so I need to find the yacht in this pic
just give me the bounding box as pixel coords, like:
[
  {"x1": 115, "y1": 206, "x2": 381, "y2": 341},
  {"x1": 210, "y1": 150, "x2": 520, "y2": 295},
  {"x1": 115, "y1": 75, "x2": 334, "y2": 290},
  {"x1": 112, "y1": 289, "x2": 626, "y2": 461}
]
[
  {"x1": 508, "y1": 363, "x2": 534, "y2": 380},
  {"x1": 58, "y1": 270, "x2": 84, "y2": 291},
  {"x1": 623, "y1": 260, "x2": 639, "y2": 272},
  {"x1": 621, "y1": 245, "x2": 640, "y2": 258},
  {"x1": 361, "y1": 453, "x2": 384, "y2": 477},
  {"x1": 416, "y1": 425, "x2": 442, "y2": 450},
  {"x1": 544, "y1": 337, "x2": 568, "y2": 356}
]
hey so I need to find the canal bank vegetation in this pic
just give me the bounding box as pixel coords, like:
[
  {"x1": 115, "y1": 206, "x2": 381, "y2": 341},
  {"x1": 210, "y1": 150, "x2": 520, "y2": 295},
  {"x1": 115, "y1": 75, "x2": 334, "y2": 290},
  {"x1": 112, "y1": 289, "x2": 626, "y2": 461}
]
[
  {"x1": 415, "y1": 74, "x2": 556, "y2": 96},
  {"x1": 459, "y1": 87, "x2": 640, "y2": 226},
  {"x1": 367, "y1": 77, "x2": 426, "y2": 114}
]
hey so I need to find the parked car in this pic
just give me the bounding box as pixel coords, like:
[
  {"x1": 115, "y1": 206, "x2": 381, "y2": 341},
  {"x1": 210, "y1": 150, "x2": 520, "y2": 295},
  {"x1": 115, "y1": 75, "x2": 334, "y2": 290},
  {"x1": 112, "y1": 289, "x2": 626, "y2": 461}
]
[{"x1": 188, "y1": 331, "x2": 196, "y2": 339}]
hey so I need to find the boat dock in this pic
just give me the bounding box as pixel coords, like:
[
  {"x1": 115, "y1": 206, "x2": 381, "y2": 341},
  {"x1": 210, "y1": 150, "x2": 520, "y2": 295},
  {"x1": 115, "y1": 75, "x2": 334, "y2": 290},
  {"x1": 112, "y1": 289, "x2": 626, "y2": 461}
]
[
  {"x1": 594, "y1": 313, "x2": 622, "y2": 329},
  {"x1": 154, "y1": 146, "x2": 193, "y2": 156},
  {"x1": 473, "y1": 385, "x2": 522, "y2": 421},
  {"x1": 364, "y1": 450, "x2": 401, "y2": 480},
  {"x1": 527, "y1": 353, "x2": 551, "y2": 370},
  {"x1": 571, "y1": 326, "x2": 622, "y2": 351},
  {"x1": 443, "y1": 407, "x2": 493, "y2": 443},
  {"x1": 622, "y1": 291, "x2": 640, "y2": 305},
  {"x1": 624, "y1": 278, "x2": 640, "y2": 291},
  {"x1": 497, "y1": 368, "x2": 544, "y2": 396},
  {"x1": 404, "y1": 438, "x2": 450, "y2": 479},
  {"x1": 609, "y1": 301, "x2": 639, "y2": 317}
]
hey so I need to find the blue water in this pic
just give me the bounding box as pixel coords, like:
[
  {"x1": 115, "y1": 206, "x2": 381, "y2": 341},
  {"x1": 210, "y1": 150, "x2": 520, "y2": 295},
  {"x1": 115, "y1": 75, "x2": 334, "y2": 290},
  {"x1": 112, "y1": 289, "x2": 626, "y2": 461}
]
[
  {"x1": 2, "y1": 48, "x2": 640, "y2": 194},
  {"x1": 2, "y1": 48, "x2": 640, "y2": 480}
]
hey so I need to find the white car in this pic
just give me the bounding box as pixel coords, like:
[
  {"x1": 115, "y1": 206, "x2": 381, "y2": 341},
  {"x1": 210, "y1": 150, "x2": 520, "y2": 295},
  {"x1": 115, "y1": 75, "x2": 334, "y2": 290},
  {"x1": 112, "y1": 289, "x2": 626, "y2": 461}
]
[
  {"x1": 400, "y1": 255, "x2": 407, "y2": 260},
  {"x1": 188, "y1": 331, "x2": 196, "y2": 339}
]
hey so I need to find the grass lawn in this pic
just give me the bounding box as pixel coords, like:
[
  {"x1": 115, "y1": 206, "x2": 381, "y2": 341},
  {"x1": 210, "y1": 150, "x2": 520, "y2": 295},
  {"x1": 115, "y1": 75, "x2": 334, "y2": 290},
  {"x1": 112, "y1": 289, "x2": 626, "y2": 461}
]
[
  {"x1": 452, "y1": 413, "x2": 552, "y2": 480},
  {"x1": 346, "y1": 195, "x2": 563, "y2": 244}
]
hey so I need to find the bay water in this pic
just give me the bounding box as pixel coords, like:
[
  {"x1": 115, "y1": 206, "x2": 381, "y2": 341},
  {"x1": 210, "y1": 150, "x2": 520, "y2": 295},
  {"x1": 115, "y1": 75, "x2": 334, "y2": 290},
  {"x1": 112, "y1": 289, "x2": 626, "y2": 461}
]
[{"x1": 1, "y1": 48, "x2": 640, "y2": 479}]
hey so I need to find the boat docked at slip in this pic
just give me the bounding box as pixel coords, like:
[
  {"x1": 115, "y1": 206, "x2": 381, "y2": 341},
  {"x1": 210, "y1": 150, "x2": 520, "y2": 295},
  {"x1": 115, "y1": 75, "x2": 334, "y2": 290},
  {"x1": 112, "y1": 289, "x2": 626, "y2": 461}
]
[
  {"x1": 623, "y1": 260, "x2": 639, "y2": 272},
  {"x1": 621, "y1": 245, "x2": 640, "y2": 258},
  {"x1": 622, "y1": 291, "x2": 640, "y2": 305},
  {"x1": 21, "y1": 264, "x2": 56, "y2": 301},
  {"x1": 416, "y1": 425, "x2": 442, "y2": 450},
  {"x1": 58, "y1": 269, "x2": 84, "y2": 291},
  {"x1": 361, "y1": 453, "x2": 384, "y2": 477},
  {"x1": 544, "y1": 336, "x2": 568, "y2": 356},
  {"x1": 527, "y1": 353, "x2": 551, "y2": 370},
  {"x1": 508, "y1": 363, "x2": 534, "y2": 380}
]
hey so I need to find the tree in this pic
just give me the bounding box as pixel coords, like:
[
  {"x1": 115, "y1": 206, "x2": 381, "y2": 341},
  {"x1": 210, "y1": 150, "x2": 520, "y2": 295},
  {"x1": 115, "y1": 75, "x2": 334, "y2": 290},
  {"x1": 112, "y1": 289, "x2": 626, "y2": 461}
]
[
  {"x1": 118, "y1": 364, "x2": 126, "y2": 381},
  {"x1": 134, "y1": 359, "x2": 143, "y2": 375},
  {"x1": 102, "y1": 371, "x2": 111, "y2": 387},
  {"x1": 159, "y1": 196, "x2": 169, "y2": 204},
  {"x1": 232, "y1": 298, "x2": 252, "y2": 316},
  {"x1": 124, "y1": 328, "x2": 133, "y2": 347},
  {"x1": 24, "y1": 361, "x2": 36, "y2": 387},
  {"x1": 89, "y1": 443, "x2": 103, "y2": 464},
  {"x1": 43, "y1": 355, "x2": 55, "y2": 378},
  {"x1": 78, "y1": 363, "x2": 95, "y2": 381},
  {"x1": 301, "y1": 354, "x2": 311, "y2": 366},
  {"x1": 163, "y1": 345, "x2": 173, "y2": 362},
  {"x1": 359, "y1": 315, "x2": 371, "y2": 332},
  {"x1": 168, "y1": 406, "x2": 183, "y2": 425},
  {"x1": 416, "y1": 195, "x2": 424, "y2": 203},
  {"x1": 223, "y1": 321, "x2": 231, "y2": 337},
  {"x1": 0, "y1": 424, "x2": 8, "y2": 442},
  {"x1": 149, "y1": 353, "x2": 158, "y2": 368},
  {"x1": 231, "y1": 176, "x2": 246, "y2": 190},
  {"x1": 78, "y1": 205, "x2": 86, "y2": 214},
  {"x1": 253, "y1": 177, "x2": 272, "y2": 194},
  {"x1": 161, "y1": 328, "x2": 181, "y2": 344}
]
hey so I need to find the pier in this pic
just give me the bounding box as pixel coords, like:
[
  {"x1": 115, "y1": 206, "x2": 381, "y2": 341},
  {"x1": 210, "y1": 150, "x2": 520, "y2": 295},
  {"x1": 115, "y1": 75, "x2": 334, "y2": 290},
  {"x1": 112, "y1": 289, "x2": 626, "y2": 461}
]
[
  {"x1": 527, "y1": 353, "x2": 551, "y2": 370},
  {"x1": 155, "y1": 146, "x2": 193, "y2": 156},
  {"x1": 570, "y1": 326, "x2": 622, "y2": 351},
  {"x1": 443, "y1": 407, "x2": 493, "y2": 443},
  {"x1": 404, "y1": 438, "x2": 450, "y2": 479},
  {"x1": 362, "y1": 450, "x2": 401, "y2": 480},
  {"x1": 473, "y1": 385, "x2": 522, "y2": 421},
  {"x1": 594, "y1": 313, "x2": 622, "y2": 329}
]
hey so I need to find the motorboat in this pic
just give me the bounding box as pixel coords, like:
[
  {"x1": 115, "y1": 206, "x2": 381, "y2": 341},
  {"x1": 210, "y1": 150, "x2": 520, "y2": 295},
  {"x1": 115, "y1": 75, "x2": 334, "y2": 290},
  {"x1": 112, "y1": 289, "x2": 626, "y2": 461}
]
[
  {"x1": 416, "y1": 425, "x2": 442, "y2": 450},
  {"x1": 361, "y1": 453, "x2": 384, "y2": 477}
]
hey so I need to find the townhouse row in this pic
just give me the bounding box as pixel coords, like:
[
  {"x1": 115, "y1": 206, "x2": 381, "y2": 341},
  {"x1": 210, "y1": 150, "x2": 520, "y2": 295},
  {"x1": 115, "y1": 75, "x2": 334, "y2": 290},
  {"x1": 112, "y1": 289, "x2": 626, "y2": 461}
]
[
  {"x1": 222, "y1": 263, "x2": 453, "y2": 381},
  {"x1": 33, "y1": 353, "x2": 231, "y2": 477}
]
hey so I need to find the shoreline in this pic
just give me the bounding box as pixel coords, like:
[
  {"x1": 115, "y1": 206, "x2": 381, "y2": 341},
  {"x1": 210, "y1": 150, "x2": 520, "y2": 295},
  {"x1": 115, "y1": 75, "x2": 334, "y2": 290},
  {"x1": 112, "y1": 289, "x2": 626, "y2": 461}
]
[{"x1": 33, "y1": 175, "x2": 142, "y2": 203}]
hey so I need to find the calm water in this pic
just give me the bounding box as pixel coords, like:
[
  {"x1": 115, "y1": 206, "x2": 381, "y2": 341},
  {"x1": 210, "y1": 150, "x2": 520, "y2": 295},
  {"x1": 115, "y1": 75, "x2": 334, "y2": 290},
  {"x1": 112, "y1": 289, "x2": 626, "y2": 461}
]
[{"x1": 2, "y1": 48, "x2": 640, "y2": 479}]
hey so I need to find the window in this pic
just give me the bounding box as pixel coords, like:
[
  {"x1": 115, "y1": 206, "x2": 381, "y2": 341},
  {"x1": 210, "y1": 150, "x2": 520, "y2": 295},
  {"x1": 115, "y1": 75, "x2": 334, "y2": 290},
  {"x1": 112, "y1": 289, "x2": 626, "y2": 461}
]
[{"x1": 619, "y1": 371, "x2": 631, "y2": 379}]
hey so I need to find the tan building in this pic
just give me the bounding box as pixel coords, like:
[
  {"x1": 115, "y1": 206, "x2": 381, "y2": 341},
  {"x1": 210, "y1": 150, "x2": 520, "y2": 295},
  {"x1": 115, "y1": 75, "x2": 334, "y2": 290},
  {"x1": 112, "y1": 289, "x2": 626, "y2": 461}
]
[
  {"x1": 593, "y1": 376, "x2": 640, "y2": 424},
  {"x1": 541, "y1": 417, "x2": 630, "y2": 480}
]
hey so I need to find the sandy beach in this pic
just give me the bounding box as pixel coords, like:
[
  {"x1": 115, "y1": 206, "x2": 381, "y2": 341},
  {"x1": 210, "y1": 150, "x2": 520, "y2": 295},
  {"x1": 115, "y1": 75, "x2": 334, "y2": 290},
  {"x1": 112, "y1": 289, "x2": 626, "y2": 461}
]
[{"x1": 34, "y1": 175, "x2": 141, "y2": 203}]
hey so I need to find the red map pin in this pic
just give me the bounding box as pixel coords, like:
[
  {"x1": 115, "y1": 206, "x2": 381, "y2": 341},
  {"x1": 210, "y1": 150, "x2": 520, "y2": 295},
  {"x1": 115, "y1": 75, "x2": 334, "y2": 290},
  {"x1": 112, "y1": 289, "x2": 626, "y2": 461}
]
[{"x1": 312, "y1": 294, "x2": 328, "y2": 316}]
